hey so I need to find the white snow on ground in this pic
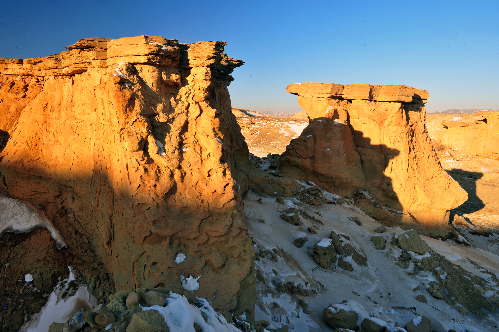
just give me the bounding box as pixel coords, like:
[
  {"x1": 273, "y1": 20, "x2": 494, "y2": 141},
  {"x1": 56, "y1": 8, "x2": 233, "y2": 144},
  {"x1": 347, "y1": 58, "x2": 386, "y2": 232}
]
[
  {"x1": 21, "y1": 267, "x2": 97, "y2": 332},
  {"x1": 287, "y1": 122, "x2": 308, "y2": 136},
  {"x1": 244, "y1": 189, "x2": 499, "y2": 332},
  {"x1": 142, "y1": 293, "x2": 241, "y2": 332}
]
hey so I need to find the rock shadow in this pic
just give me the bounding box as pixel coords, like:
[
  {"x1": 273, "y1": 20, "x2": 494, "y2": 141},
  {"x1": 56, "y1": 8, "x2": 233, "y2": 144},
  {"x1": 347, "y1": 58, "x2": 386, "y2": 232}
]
[
  {"x1": 447, "y1": 168, "x2": 485, "y2": 219},
  {"x1": 0, "y1": 130, "x2": 9, "y2": 154}
]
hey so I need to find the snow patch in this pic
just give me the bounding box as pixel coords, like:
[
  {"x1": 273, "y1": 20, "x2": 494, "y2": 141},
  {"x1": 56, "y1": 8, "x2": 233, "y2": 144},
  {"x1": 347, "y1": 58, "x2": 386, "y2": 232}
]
[
  {"x1": 181, "y1": 274, "x2": 201, "y2": 291},
  {"x1": 142, "y1": 293, "x2": 241, "y2": 332},
  {"x1": 175, "y1": 253, "x2": 186, "y2": 264},
  {"x1": 317, "y1": 238, "x2": 333, "y2": 247}
]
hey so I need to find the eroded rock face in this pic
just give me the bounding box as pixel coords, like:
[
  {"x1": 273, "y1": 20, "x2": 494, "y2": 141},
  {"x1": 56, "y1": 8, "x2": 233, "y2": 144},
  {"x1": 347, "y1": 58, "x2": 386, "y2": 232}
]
[
  {"x1": 0, "y1": 36, "x2": 253, "y2": 319},
  {"x1": 280, "y1": 83, "x2": 467, "y2": 235},
  {"x1": 428, "y1": 111, "x2": 499, "y2": 159}
]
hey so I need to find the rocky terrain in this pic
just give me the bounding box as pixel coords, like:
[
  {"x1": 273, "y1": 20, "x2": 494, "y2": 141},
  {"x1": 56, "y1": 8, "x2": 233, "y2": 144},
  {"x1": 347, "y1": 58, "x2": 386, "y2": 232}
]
[
  {"x1": 427, "y1": 112, "x2": 499, "y2": 235},
  {"x1": 0, "y1": 36, "x2": 498, "y2": 332}
]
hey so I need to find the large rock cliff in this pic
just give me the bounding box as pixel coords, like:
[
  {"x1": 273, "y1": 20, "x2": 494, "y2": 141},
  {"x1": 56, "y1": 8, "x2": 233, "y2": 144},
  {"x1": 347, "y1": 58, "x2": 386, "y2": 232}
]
[
  {"x1": 0, "y1": 35, "x2": 253, "y2": 329},
  {"x1": 280, "y1": 83, "x2": 467, "y2": 235}
]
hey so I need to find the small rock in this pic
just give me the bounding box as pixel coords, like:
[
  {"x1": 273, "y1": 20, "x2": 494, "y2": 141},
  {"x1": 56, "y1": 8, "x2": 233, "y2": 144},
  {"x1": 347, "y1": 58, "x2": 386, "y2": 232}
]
[
  {"x1": 82, "y1": 311, "x2": 98, "y2": 328},
  {"x1": 415, "y1": 295, "x2": 427, "y2": 303},
  {"x1": 348, "y1": 216, "x2": 362, "y2": 226},
  {"x1": 374, "y1": 225, "x2": 386, "y2": 233},
  {"x1": 95, "y1": 309, "x2": 116, "y2": 327},
  {"x1": 293, "y1": 237, "x2": 307, "y2": 248},
  {"x1": 360, "y1": 317, "x2": 386, "y2": 332},
  {"x1": 404, "y1": 316, "x2": 431, "y2": 332},
  {"x1": 126, "y1": 310, "x2": 170, "y2": 332},
  {"x1": 48, "y1": 323, "x2": 64, "y2": 332},
  {"x1": 371, "y1": 235, "x2": 386, "y2": 250},
  {"x1": 308, "y1": 226, "x2": 317, "y2": 234},
  {"x1": 280, "y1": 208, "x2": 302, "y2": 226},
  {"x1": 276, "y1": 197, "x2": 285, "y2": 204},
  {"x1": 457, "y1": 305, "x2": 468, "y2": 315},
  {"x1": 323, "y1": 305, "x2": 359, "y2": 330},
  {"x1": 126, "y1": 291, "x2": 140, "y2": 307},
  {"x1": 397, "y1": 230, "x2": 430, "y2": 255},
  {"x1": 398, "y1": 250, "x2": 412, "y2": 261},
  {"x1": 313, "y1": 241, "x2": 336, "y2": 269},
  {"x1": 338, "y1": 257, "x2": 354, "y2": 272},
  {"x1": 142, "y1": 290, "x2": 166, "y2": 306},
  {"x1": 274, "y1": 325, "x2": 289, "y2": 332},
  {"x1": 257, "y1": 198, "x2": 263, "y2": 204},
  {"x1": 427, "y1": 281, "x2": 444, "y2": 299}
]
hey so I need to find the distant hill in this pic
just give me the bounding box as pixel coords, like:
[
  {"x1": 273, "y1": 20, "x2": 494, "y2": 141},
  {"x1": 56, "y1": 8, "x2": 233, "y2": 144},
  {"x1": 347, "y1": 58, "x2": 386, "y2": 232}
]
[
  {"x1": 232, "y1": 108, "x2": 298, "y2": 118},
  {"x1": 437, "y1": 109, "x2": 498, "y2": 114}
]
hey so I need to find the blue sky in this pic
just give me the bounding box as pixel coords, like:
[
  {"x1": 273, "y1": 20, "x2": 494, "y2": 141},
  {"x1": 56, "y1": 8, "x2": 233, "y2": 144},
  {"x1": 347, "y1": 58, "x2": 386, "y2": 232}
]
[{"x1": 1, "y1": 0, "x2": 497, "y2": 113}]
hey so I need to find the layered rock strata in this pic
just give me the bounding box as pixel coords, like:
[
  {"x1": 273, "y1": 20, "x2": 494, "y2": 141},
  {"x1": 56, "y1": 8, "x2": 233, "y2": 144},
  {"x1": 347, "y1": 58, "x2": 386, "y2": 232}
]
[
  {"x1": 280, "y1": 83, "x2": 467, "y2": 235},
  {"x1": 0, "y1": 36, "x2": 253, "y2": 318}
]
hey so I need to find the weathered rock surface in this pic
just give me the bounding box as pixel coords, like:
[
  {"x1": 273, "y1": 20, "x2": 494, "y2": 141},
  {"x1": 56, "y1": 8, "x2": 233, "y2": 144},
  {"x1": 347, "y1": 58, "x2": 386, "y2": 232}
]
[
  {"x1": 0, "y1": 35, "x2": 253, "y2": 329},
  {"x1": 280, "y1": 82, "x2": 467, "y2": 235},
  {"x1": 427, "y1": 111, "x2": 499, "y2": 160}
]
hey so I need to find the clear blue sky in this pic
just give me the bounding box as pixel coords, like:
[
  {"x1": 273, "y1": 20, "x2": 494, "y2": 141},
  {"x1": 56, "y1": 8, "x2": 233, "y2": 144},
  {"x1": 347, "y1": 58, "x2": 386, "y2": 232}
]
[{"x1": 1, "y1": 0, "x2": 497, "y2": 113}]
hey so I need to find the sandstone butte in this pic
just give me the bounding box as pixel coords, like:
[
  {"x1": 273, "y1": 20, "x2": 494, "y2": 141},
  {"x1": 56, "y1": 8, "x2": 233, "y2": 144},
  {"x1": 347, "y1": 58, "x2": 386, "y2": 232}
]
[
  {"x1": 280, "y1": 82, "x2": 468, "y2": 236},
  {"x1": 0, "y1": 35, "x2": 255, "y2": 321}
]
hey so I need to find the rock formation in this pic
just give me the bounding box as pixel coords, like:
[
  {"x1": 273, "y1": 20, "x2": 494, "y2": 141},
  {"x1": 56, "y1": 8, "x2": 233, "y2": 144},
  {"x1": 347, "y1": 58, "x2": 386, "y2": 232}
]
[
  {"x1": 428, "y1": 111, "x2": 499, "y2": 159},
  {"x1": 280, "y1": 83, "x2": 467, "y2": 235},
  {"x1": 0, "y1": 35, "x2": 253, "y2": 328}
]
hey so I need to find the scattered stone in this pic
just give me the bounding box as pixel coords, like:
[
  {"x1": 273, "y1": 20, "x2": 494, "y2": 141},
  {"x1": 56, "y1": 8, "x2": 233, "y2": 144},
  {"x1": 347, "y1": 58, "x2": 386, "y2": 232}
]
[
  {"x1": 323, "y1": 305, "x2": 359, "y2": 330},
  {"x1": 360, "y1": 317, "x2": 386, "y2": 332},
  {"x1": 371, "y1": 235, "x2": 386, "y2": 250},
  {"x1": 397, "y1": 230, "x2": 430, "y2": 255},
  {"x1": 427, "y1": 281, "x2": 445, "y2": 299},
  {"x1": 293, "y1": 237, "x2": 307, "y2": 248},
  {"x1": 82, "y1": 311, "x2": 98, "y2": 328},
  {"x1": 331, "y1": 231, "x2": 368, "y2": 266},
  {"x1": 280, "y1": 208, "x2": 302, "y2": 226},
  {"x1": 313, "y1": 240, "x2": 336, "y2": 269},
  {"x1": 142, "y1": 290, "x2": 166, "y2": 306},
  {"x1": 126, "y1": 309, "x2": 170, "y2": 332},
  {"x1": 404, "y1": 316, "x2": 431, "y2": 332},
  {"x1": 308, "y1": 226, "x2": 317, "y2": 234},
  {"x1": 126, "y1": 292, "x2": 140, "y2": 307},
  {"x1": 398, "y1": 250, "x2": 412, "y2": 261},
  {"x1": 348, "y1": 216, "x2": 362, "y2": 226},
  {"x1": 95, "y1": 309, "x2": 116, "y2": 327},
  {"x1": 374, "y1": 225, "x2": 386, "y2": 233},
  {"x1": 415, "y1": 295, "x2": 427, "y2": 303},
  {"x1": 48, "y1": 323, "x2": 64, "y2": 332},
  {"x1": 338, "y1": 258, "x2": 354, "y2": 272}
]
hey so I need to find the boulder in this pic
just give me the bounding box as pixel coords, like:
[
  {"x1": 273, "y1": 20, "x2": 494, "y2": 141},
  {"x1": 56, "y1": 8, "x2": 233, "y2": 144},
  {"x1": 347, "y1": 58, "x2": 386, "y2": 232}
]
[
  {"x1": 371, "y1": 235, "x2": 386, "y2": 250},
  {"x1": 404, "y1": 316, "x2": 431, "y2": 332},
  {"x1": 313, "y1": 239, "x2": 336, "y2": 268},
  {"x1": 280, "y1": 83, "x2": 468, "y2": 236},
  {"x1": 0, "y1": 35, "x2": 253, "y2": 325},
  {"x1": 397, "y1": 230, "x2": 430, "y2": 255},
  {"x1": 360, "y1": 317, "x2": 386, "y2": 332},
  {"x1": 126, "y1": 310, "x2": 169, "y2": 332},
  {"x1": 323, "y1": 305, "x2": 359, "y2": 330}
]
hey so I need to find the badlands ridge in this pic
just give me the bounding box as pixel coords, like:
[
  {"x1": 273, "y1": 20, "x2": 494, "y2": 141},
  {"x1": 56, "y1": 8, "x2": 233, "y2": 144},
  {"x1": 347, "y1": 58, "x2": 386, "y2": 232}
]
[{"x1": 0, "y1": 36, "x2": 498, "y2": 332}]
